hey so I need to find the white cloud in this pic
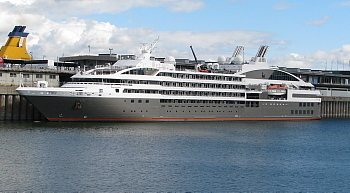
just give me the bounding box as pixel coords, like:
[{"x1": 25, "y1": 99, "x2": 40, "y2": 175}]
[
  {"x1": 168, "y1": 0, "x2": 205, "y2": 12},
  {"x1": 304, "y1": 16, "x2": 331, "y2": 25},
  {"x1": 0, "y1": 0, "x2": 206, "y2": 17},
  {"x1": 0, "y1": 0, "x2": 282, "y2": 62},
  {"x1": 273, "y1": 3, "x2": 294, "y2": 10},
  {"x1": 2, "y1": 11, "x2": 348, "y2": 71},
  {"x1": 0, "y1": 0, "x2": 208, "y2": 59},
  {"x1": 0, "y1": 0, "x2": 35, "y2": 5},
  {"x1": 1, "y1": 14, "x2": 350, "y2": 71},
  {"x1": 227, "y1": 0, "x2": 247, "y2": 3},
  {"x1": 22, "y1": 25, "x2": 280, "y2": 61},
  {"x1": 269, "y1": 45, "x2": 350, "y2": 70},
  {"x1": 337, "y1": 1, "x2": 350, "y2": 6},
  {"x1": 1, "y1": 0, "x2": 349, "y2": 71}
]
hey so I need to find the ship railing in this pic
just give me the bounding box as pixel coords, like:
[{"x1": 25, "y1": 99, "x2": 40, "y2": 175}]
[
  {"x1": 175, "y1": 68, "x2": 238, "y2": 74},
  {"x1": 1, "y1": 66, "x2": 79, "y2": 74},
  {"x1": 66, "y1": 82, "x2": 132, "y2": 86},
  {"x1": 159, "y1": 92, "x2": 246, "y2": 98},
  {"x1": 317, "y1": 87, "x2": 350, "y2": 97}
]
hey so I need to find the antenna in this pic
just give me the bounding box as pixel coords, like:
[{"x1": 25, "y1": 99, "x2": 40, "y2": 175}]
[
  {"x1": 190, "y1": 45, "x2": 198, "y2": 64},
  {"x1": 149, "y1": 36, "x2": 159, "y2": 54},
  {"x1": 141, "y1": 36, "x2": 159, "y2": 54}
]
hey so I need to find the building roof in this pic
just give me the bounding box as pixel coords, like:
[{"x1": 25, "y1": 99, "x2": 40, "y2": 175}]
[{"x1": 59, "y1": 55, "x2": 117, "y2": 63}]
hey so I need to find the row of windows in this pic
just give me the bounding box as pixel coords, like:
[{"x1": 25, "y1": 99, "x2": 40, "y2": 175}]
[
  {"x1": 161, "y1": 82, "x2": 245, "y2": 89},
  {"x1": 293, "y1": 94, "x2": 318, "y2": 98},
  {"x1": 245, "y1": 70, "x2": 299, "y2": 81},
  {"x1": 163, "y1": 110, "x2": 238, "y2": 113},
  {"x1": 123, "y1": 110, "x2": 149, "y2": 113},
  {"x1": 161, "y1": 105, "x2": 242, "y2": 108},
  {"x1": 128, "y1": 99, "x2": 315, "y2": 109},
  {"x1": 245, "y1": 101, "x2": 259, "y2": 107},
  {"x1": 122, "y1": 109, "x2": 314, "y2": 115},
  {"x1": 123, "y1": 89, "x2": 245, "y2": 98},
  {"x1": 5, "y1": 73, "x2": 56, "y2": 79},
  {"x1": 73, "y1": 78, "x2": 246, "y2": 90},
  {"x1": 157, "y1": 72, "x2": 242, "y2": 82},
  {"x1": 269, "y1": 71, "x2": 299, "y2": 81},
  {"x1": 93, "y1": 69, "x2": 118, "y2": 75},
  {"x1": 130, "y1": 99, "x2": 150, "y2": 103},
  {"x1": 122, "y1": 68, "x2": 158, "y2": 75},
  {"x1": 299, "y1": 102, "x2": 314, "y2": 107},
  {"x1": 291, "y1": 110, "x2": 314, "y2": 115},
  {"x1": 123, "y1": 109, "x2": 240, "y2": 114},
  {"x1": 122, "y1": 99, "x2": 316, "y2": 115},
  {"x1": 160, "y1": 99, "x2": 245, "y2": 104},
  {"x1": 89, "y1": 68, "x2": 298, "y2": 82}
]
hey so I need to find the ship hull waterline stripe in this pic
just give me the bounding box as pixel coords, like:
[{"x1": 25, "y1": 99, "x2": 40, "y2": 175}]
[{"x1": 47, "y1": 117, "x2": 321, "y2": 121}]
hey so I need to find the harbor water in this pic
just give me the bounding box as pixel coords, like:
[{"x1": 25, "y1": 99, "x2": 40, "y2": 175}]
[{"x1": 0, "y1": 119, "x2": 349, "y2": 192}]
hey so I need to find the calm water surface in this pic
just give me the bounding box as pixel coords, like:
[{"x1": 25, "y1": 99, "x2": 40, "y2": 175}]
[{"x1": 0, "y1": 119, "x2": 349, "y2": 192}]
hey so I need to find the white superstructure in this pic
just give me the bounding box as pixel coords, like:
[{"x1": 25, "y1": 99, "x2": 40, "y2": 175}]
[{"x1": 16, "y1": 38, "x2": 321, "y2": 121}]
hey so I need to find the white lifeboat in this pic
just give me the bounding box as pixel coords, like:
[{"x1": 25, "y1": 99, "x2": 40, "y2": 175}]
[{"x1": 267, "y1": 84, "x2": 286, "y2": 95}]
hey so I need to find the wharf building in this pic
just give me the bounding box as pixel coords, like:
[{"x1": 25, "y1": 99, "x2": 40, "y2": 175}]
[{"x1": 282, "y1": 68, "x2": 350, "y2": 118}]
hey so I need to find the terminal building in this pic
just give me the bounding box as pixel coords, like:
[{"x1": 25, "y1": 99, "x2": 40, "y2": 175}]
[
  {"x1": 59, "y1": 54, "x2": 119, "y2": 69},
  {"x1": 283, "y1": 68, "x2": 350, "y2": 97}
]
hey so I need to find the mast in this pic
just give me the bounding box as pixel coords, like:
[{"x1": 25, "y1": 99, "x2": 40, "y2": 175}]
[{"x1": 190, "y1": 45, "x2": 198, "y2": 64}]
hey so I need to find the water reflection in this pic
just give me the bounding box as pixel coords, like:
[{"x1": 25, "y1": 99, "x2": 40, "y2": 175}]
[{"x1": 0, "y1": 120, "x2": 349, "y2": 192}]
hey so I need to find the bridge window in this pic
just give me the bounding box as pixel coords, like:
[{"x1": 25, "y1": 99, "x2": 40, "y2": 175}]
[
  {"x1": 122, "y1": 68, "x2": 158, "y2": 75},
  {"x1": 246, "y1": 70, "x2": 299, "y2": 81}
]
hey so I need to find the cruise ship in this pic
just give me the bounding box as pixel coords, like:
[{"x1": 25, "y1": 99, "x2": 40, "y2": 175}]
[{"x1": 16, "y1": 38, "x2": 321, "y2": 121}]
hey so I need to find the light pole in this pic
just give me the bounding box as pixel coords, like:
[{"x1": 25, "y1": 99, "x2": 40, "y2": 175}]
[{"x1": 109, "y1": 48, "x2": 113, "y2": 57}]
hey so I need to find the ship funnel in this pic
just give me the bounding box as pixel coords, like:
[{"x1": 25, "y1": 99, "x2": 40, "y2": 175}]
[
  {"x1": 232, "y1": 46, "x2": 244, "y2": 57},
  {"x1": 250, "y1": 45, "x2": 269, "y2": 63},
  {"x1": 0, "y1": 26, "x2": 33, "y2": 60},
  {"x1": 229, "y1": 46, "x2": 244, "y2": 64}
]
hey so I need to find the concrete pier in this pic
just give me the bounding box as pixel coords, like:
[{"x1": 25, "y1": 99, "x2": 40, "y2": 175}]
[
  {"x1": 0, "y1": 94, "x2": 45, "y2": 121},
  {"x1": 321, "y1": 97, "x2": 350, "y2": 118}
]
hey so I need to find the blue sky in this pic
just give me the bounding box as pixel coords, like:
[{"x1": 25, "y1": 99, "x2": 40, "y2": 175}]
[{"x1": 1, "y1": 0, "x2": 350, "y2": 70}]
